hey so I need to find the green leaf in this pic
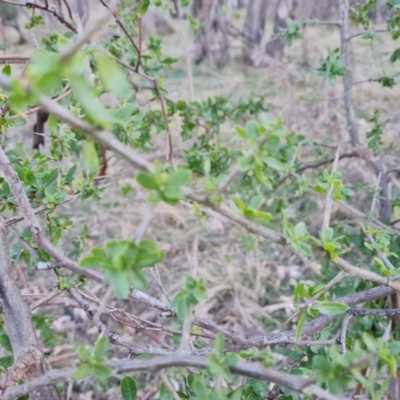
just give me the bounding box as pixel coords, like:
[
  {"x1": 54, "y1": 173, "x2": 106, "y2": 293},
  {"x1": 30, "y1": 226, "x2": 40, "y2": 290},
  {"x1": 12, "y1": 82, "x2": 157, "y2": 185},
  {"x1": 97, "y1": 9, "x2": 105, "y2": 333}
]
[
  {"x1": 127, "y1": 268, "x2": 148, "y2": 291},
  {"x1": 74, "y1": 363, "x2": 92, "y2": 380},
  {"x1": 0, "y1": 334, "x2": 12, "y2": 352},
  {"x1": 83, "y1": 139, "x2": 100, "y2": 172},
  {"x1": 248, "y1": 194, "x2": 263, "y2": 209},
  {"x1": 136, "y1": 172, "x2": 160, "y2": 190},
  {"x1": 296, "y1": 312, "x2": 306, "y2": 340},
  {"x1": 323, "y1": 242, "x2": 336, "y2": 253},
  {"x1": 162, "y1": 189, "x2": 183, "y2": 204},
  {"x1": 121, "y1": 376, "x2": 137, "y2": 400},
  {"x1": 309, "y1": 284, "x2": 325, "y2": 296},
  {"x1": 70, "y1": 77, "x2": 116, "y2": 127},
  {"x1": 245, "y1": 121, "x2": 259, "y2": 138},
  {"x1": 77, "y1": 345, "x2": 91, "y2": 362},
  {"x1": 64, "y1": 164, "x2": 77, "y2": 184},
  {"x1": 44, "y1": 169, "x2": 59, "y2": 187},
  {"x1": 92, "y1": 365, "x2": 112, "y2": 379},
  {"x1": 80, "y1": 248, "x2": 108, "y2": 269},
  {"x1": 322, "y1": 227, "x2": 334, "y2": 242},
  {"x1": 108, "y1": 271, "x2": 130, "y2": 299},
  {"x1": 238, "y1": 156, "x2": 255, "y2": 172},
  {"x1": 294, "y1": 222, "x2": 307, "y2": 238},
  {"x1": 0, "y1": 356, "x2": 13, "y2": 369},
  {"x1": 294, "y1": 282, "x2": 307, "y2": 302},
  {"x1": 312, "y1": 302, "x2": 349, "y2": 315},
  {"x1": 252, "y1": 210, "x2": 273, "y2": 221},
  {"x1": 235, "y1": 125, "x2": 247, "y2": 138},
  {"x1": 135, "y1": 248, "x2": 164, "y2": 269},
  {"x1": 93, "y1": 336, "x2": 109, "y2": 360},
  {"x1": 95, "y1": 52, "x2": 132, "y2": 100},
  {"x1": 233, "y1": 197, "x2": 246, "y2": 212},
  {"x1": 262, "y1": 156, "x2": 286, "y2": 171},
  {"x1": 2, "y1": 65, "x2": 11, "y2": 76},
  {"x1": 159, "y1": 382, "x2": 174, "y2": 400},
  {"x1": 166, "y1": 169, "x2": 192, "y2": 188},
  {"x1": 214, "y1": 332, "x2": 224, "y2": 356}
]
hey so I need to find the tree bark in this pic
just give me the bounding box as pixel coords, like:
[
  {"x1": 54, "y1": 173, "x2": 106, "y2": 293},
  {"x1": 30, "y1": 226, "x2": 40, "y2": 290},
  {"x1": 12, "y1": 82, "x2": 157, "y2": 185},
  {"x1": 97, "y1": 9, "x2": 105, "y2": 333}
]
[
  {"x1": 0, "y1": 152, "x2": 60, "y2": 400},
  {"x1": 294, "y1": 0, "x2": 336, "y2": 20},
  {"x1": 192, "y1": 0, "x2": 230, "y2": 68},
  {"x1": 242, "y1": 0, "x2": 269, "y2": 64}
]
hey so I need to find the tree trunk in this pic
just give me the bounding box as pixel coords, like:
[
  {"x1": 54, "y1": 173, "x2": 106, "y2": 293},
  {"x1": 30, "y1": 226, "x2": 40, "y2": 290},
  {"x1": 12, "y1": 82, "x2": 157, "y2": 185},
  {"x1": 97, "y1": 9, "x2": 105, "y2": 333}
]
[
  {"x1": 192, "y1": 0, "x2": 230, "y2": 68},
  {"x1": 266, "y1": 0, "x2": 298, "y2": 59},
  {"x1": 294, "y1": 0, "x2": 336, "y2": 20},
  {"x1": 0, "y1": 224, "x2": 60, "y2": 399},
  {"x1": 242, "y1": 0, "x2": 269, "y2": 64}
]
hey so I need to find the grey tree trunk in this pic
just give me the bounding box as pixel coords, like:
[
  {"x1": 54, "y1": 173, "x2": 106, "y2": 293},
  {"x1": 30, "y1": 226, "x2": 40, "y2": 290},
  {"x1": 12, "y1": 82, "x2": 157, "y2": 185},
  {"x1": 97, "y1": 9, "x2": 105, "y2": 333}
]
[
  {"x1": 242, "y1": 0, "x2": 269, "y2": 64},
  {"x1": 266, "y1": 0, "x2": 298, "y2": 59},
  {"x1": 0, "y1": 225, "x2": 60, "y2": 399},
  {"x1": 294, "y1": 0, "x2": 336, "y2": 20},
  {"x1": 0, "y1": 3, "x2": 27, "y2": 44},
  {"x1": 192, "y1": 0, "x2": 230, "y2": 68}
]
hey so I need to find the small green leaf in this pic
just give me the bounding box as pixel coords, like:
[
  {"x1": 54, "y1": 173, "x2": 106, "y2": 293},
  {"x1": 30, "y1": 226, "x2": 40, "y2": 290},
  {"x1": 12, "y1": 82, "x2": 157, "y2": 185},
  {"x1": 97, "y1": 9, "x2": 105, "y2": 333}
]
[
  {"x1": 166, "y1": 169, "x2": 192, "y2": 188},
  {"x1": 262, "y1": 156, "x2": 286, "y2": 171},
  {"x1": 248, "y1": 194, "x2": 263, "y2": 209},
  {"x1": 323, "y1": 242, "x2": 336, "y2": 253},
  {"x1": 322, "y1": 227, "x2": 334, "y2": 242},
  {"x1": 312, "y1": 302, "x2": 349, "y2": 315},
  {"x1": 233, "y1": 197, "x2": 246, "y2": 212},
  {"x1": 93, "y1": 336, "x2": 109, "y2": 360},
  {"x1": 96, "y1": 52, "x2": 132, "y2": 99},
  {"x1": 294, "y1": 282, "x2": 307, "y2": 302},
  {"x1": 108, "y1": 271, "x2": 130, "y2": 299},
  {"x1": 121, "y1": 376, "x2": 137, "y2": 400},
  {"x1": 0, "y1": 334, "x2": 12, "y2": 352},
  {"x1": 296, "y1": 312, "x2": 306, "y2": 340},
  {"x1": 294, "y1": 222, "x2": 307, "y2": 238},
  {"x1": 135, "y1": 250, "x2": 164, "y2": 269},
  {"x1": 83, "y1": 139, "x2": 100, "y2": 172},
  {"x1": 214, "y1": 332, "x2": 224, "y2": 356},
  {"x1": 74, "y1": 363, "x2": 92, "y2": 380},
  {"x1": 0, "y1": 356, "x2": 13, "y2": 369},
  {"x1": 77, "y1": 345, "x2": 91, "y2": 362},
  {"x1": 80, "y1": 248, "x2": 108, "y2": 269},
  {"x1": 2, "y1": 65, "x2": 11, "y2": 76},
  {"x1": 253, "y1": 210, "x2": 273, "y2": 221},
  {"x1": 235, "y1": 125, "x2": 247, "y2": 138},
  {"x1": 136, "y1": 172, "x2": 160, "y2": 190},
  {"x1": 92, "y1": 365, "x2": 112, "y2": 379}
]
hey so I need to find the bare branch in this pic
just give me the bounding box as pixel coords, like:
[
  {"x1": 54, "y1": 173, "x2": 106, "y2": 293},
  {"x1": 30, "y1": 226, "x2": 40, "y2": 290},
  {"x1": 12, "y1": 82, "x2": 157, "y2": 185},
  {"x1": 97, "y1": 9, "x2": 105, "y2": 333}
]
[
  {"x1": 4, "y1": 367, "x2": 74, "y2": 400},
  {"x1": 69, "y1": 288, "x2": 174, "y2": 356},
  {"x1": 116, "y1": 354, "x2": 346, "y2": 400},
  {"x1": 0, "y1": 54, "x2": 29, "y2": 64}
]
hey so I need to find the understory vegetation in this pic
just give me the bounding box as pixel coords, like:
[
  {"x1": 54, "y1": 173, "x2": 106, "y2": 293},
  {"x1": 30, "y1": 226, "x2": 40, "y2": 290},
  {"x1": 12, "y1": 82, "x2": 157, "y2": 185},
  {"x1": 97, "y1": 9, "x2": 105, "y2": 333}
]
[{"x1": 0, "y1": 0, "x2": 400, "y2": 399}]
